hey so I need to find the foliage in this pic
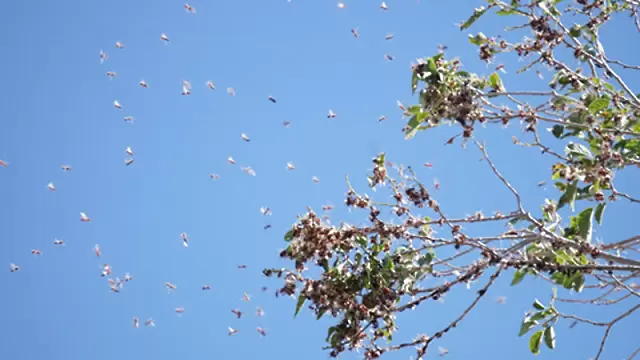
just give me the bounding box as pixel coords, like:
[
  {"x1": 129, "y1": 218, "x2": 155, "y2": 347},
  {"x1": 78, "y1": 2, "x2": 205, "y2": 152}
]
[{"x1": 265, "y1": 1, "x2": 640, "y2": 359}]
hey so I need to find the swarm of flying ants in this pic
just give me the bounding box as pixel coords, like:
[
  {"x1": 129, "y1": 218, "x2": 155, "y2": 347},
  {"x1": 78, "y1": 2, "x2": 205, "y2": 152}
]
[{"x1": 0, "y1": 1, "x2": 551, "y2": 356}]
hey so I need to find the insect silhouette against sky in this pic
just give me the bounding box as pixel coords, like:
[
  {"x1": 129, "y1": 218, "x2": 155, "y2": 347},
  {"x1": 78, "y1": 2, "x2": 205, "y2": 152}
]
[{"x1": 184, "y1": 4, "x2": 196, "y2": 13}]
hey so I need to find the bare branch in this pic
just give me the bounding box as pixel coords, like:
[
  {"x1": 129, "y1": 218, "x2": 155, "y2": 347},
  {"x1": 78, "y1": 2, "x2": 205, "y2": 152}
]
[
  {"x1": 612, "y1": 275, "x2": 640, "y2": 298},
  {"x1": 605, "y1": 57, "x2": 640, "y2": 71},
  {"x1": 414, "y1": 268, "x2": 502, "y2": 359},
  {"x1": 594, "y1": 303, "x2": 640, "y2": 360},
  {"x1": 475, "y1": 140, "x2": 525, "y2": 213},
  {"x1": 602, "y1": 235, "x2": 640, "y2": 250}
]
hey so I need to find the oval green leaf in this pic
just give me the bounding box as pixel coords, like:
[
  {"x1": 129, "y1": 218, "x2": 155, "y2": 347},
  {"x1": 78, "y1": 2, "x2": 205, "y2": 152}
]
[
  {"x1": 533, "y1": 299, "x2": 545, "y2": 310},
  {"x1": 519, "y1": 319, "x2": 538, "y2": 337},
  {"x1": 587, "y1": 97, "x2": 610, "y2": 114},
  {"x1": 460, "y1": 7, "x2": 488, "y2": 30},
  {"x1": 284, "y1": 229, "x2": 294, "y2": 241},
  {"x1": 511, "y1": 269, "x2": 526, "y2": 286},
  {"x1": 551, "y1": 125, "x2": 564, "y2": 139},
  {"x1": 557, "y1": 181, "x2": 578, "y2": 212},
  {"x1": 529, "y1": 330, "x2": 544, "y2": 355},
  {"x1": 544, "y1": 326, "x2": 556, "y2": 349},
  {"x1": 577, "y1": 207, "x2": 594, "y2": 243}
]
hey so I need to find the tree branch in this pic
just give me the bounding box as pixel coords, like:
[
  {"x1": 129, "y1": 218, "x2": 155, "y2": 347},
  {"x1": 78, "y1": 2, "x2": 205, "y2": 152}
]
[
  {"x1": 475, "y1": 140, "x2": 525, "y2": 213},
  {"x1": 594, "y1": 303, "x2": 640, "y2": 360}
]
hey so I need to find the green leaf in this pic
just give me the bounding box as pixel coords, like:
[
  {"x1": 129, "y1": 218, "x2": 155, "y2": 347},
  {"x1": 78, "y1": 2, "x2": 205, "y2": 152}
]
[
  {"x1": 411, "y1": 72, "x2": 419, "y2": 94},
  {"x1": 406, "y1": 105, "x2": 421, "y2": 115},
  {"x1": 572, "y1": 272, "x2": 585, "y2": 292},
  {"x1": 529, "y1": 311, "x2": 547, "y2": 322},
  {"x1": 326, "y1": 326, "x2": 337, "y2": 342},
  {"x1": 557, "y1": 181, "x2": 578, "y2": 211},
  {"x1": 512, "y1": 269, "x2": 527, "y2": 286},
  {"x1": 529, "y1": 330, "x2": 544, "y2": 355},
  {"x1": 468, "y1": 33, "x2": 488, "y2": 45},
  {"x1": 565, "y1": 142, "x2": 593, "y2": 159},
  {"x1": 567, "y1": 110, "x2": 585, "y2": 124},
  {"x1": 533, "y1": 299, "x2": 545, "y2": 310},
  {"x1": 284, "y1": 229, "x2": 294, "y2": 241},
  {"x1": 544, "y1": 326, "x2": 556, "y2": 349},
  {"x1": 418, "y1": 251, "x2": 434, "y2": 266},
  {"x1": 489, "y1": 72, "x2": 502, "y2": 90},
  {"x1": 294, "y1": 293, "x2": 306, "y2": 318},
  {"x1": 560, "y1": 128, "x2": 583, "y2": 139},
  {"x1": 552, "y1": 95, "x2": 574, "y2": 107},
  {"x1": 385, "y1": 329, "x2": 393, "y2": 343},
  {"x1": 460, "y1": 7, "x2": 488, "y2": 30},
  {"x1": 496, "y1": 9, "x2": 517, "y2": 15},
  {"x1": 406, "y1": 113, "x2": 421, "y2": 131},
  {"x1": 363, "y1": 268, "x2": 372, "y2": 289},
  {"x1": 519, "y1": 319, "x2": 539, "y2": 337},
  {"x1": 551, "y1": 125, "x2": 564, "y2": 139},
  {"x1": 552, "y1": 168, "x2": 565, "y2": 181},
  {"x1": 551, "y1": 272, "x2": 566, "y2": 285},
  {"x1": 595, "y1": 202, "x2": 606, "y2": 225},
  {"x1": 371, "y1": 242, "x2": 382, "y2": 256},
  {"x1": 576, "y1": 185, "x2": 594, "y2": 201},
  {"x1": 427, "y1": 57, "x2": 437, "y2": 74},
  {"x1": 563, "y1": 271, "x2": 579, "y2": 289},
  {"x1": 404, "y1": 111, "x2": 429, "y2": 140},
  {"x1": 384, "y1": 254, "x2": 395, "y2": 271},
  {"x1": 569, "y1": 25, "x2": 582, "y2": 37},
  {"x1": 555, "y1": 250, "x2": 575, "y2": 265},
  {"x1": 587, "y1": 97, "x2": 610, "y2": 114},
  {"x1": 526, "y1": 243, "x2": 541, "y2": 255},
  {"x1": 329, "y1": 332, "x2": 340, "y2": 348},
  {"x1": 577, "y1": 207, "x2": 594, "y2": 243},
  {"x1": 316, "y1": 308, "x2": 327, "y2": 320},
  {"x1": 354, "y1": 252, "x2": 363, "y2": 267},
  {"x1": 614, "y1": 139, "x2": 640, "y2": 155},
  {"x1": 579, "y1": 254, "x2": 589, "y2": 265},
  {"x1": 588, "y1": 137, "x2": 600, "y2": 154},
  {"x1": 355, "y1": 235, "x2": 368, "y2": 248},
  {"x1": 564, "y1": 215, "x2": 580, "y2": 239},
  {"x1": 419, "y1": 222, "x2": 432, "y2": 236}
]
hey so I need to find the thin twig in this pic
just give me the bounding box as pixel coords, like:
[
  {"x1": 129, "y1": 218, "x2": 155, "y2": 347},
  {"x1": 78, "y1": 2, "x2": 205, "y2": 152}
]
[
  {"x1": 602, "y1": 235, "x2": 640, "y2": 250},
  {"x1": 475, "y1": 140, "x2": 525, "y2": 213},
  {"x1": 611, "y1": 275, "x2": 640, "y2": 298},
  {"x1": 612, "y1": 187, "x2": 640, "y2": 203},
  {"x1": 415, "y1": 268, "x2": 502, "y2": 359},
  {"x1": 594, "y1": 303, "x2": 640, "y2": 360},
  {"x1": 628, "y1": 345, "x2": 640, "y2": 360},
  {"x1": 605, "y1": 57, "x2": 640, "y2": 71}
]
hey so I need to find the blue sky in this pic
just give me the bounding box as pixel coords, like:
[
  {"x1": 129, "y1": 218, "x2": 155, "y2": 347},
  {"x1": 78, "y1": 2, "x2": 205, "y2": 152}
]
[{"x1": 1, "y1": 0, "x2": 638, "y2": 359}]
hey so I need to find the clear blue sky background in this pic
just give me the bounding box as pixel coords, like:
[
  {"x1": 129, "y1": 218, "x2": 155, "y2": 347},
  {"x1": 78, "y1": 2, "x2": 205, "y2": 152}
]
[{"x1": 1, "y1": 1, "x2": 638, "y2": 359}]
